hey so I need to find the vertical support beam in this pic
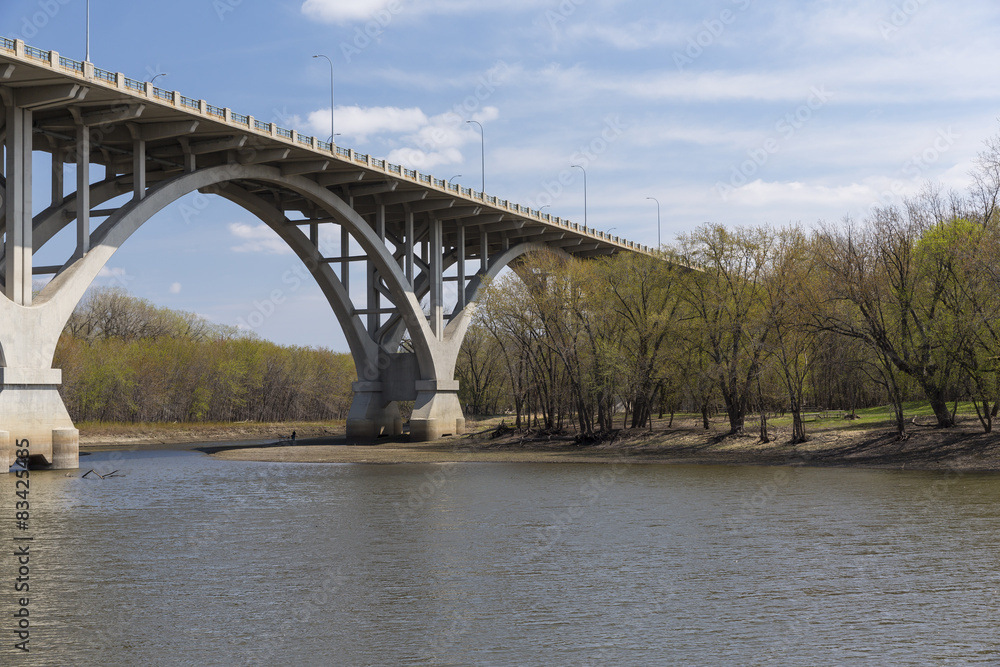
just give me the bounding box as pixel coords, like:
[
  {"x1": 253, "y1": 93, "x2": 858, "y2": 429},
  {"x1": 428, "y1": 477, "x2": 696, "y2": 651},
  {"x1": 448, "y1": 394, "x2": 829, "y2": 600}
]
[
  {"x1": 5, "y1": 103, "x2": 32, "y2": 305},
  {"x1": 75, "y1": 122, "x2": 90, "y2": 258},
  {"x1": 309, "y1": 222, "x2": 318, "y2": 248},
  {"x1": 405, "y1": 209, "x2": 414, "y2": 287},
  {"x1": 456, "y1": 224, "x2": 466, "y2": 311},
  {"x1": 368, "y1": 203, "x2": 385, "y2": 335},
  {"x1": 51, "y1": 149, "x2": 64, "y2": 207},
  {"x1": 341, "y1": 225, "x2": 350, "y2": 294},
  {"x1": 430, "y1": 216, "x2": 443, "y2": 339},
  {"x1": 480, "y1": 229, "x2": 488, "y2": 274},
  {"x1": 132, "y1": 137, "x2": 146, "y2": 200}
]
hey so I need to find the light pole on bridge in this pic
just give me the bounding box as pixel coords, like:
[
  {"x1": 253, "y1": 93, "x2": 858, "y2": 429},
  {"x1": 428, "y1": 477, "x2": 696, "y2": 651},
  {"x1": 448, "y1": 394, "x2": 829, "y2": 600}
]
[
  {"x1": 465, "y1": 120, "x2": 484, "y2": 193},
  {"x1": 312, "y1": 54, "x2": 335, "y2": 143},
  {"x1": 85, "y1": 0, "x2": 90, "y2": 62},
  {"x1": 646, "y1": 196, "x2": 661, "y2": 249},
  {"x1": 571, "y1": 164, "x2": 587, "y2": 228}
]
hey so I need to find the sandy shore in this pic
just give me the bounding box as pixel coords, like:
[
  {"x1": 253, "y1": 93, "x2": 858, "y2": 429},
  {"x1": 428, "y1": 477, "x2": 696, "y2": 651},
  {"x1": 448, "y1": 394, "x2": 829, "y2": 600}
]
[{"x1": 76, "y1": 419, "x2": 1000, "y2": 471}]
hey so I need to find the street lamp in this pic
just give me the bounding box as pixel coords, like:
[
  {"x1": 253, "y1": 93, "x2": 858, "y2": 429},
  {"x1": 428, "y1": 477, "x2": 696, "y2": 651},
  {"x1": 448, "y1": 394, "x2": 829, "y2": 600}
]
[
  {"x1": 86, "y1": 0, "x2": 90, "y2": 62},
  {"x1": 571, "y1": 164, "x2": 587, "y2": 227},
  {"x1": 312, "y1": 54, "x2": 335, "y2": 143},
  {"x1": 449, "y1": 175, "x2": 462, "y2": 183},
  {"x1": 646, "y1": 196, "x2": 661, "y2": 249},
  {"x1": 466, "y1": 120, "x2": 484, "y2": 193},
  {"x1": 149, "y1": 73, "x2": 167, "y2": 85}
]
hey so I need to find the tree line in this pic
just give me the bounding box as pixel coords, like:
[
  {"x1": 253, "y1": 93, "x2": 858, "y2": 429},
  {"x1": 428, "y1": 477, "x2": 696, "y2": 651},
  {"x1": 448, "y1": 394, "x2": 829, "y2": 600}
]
[
  {"x1": 457, "y1": 133, "x2": 1000, "y2": 441},
  {"x1": 54, "y1": 288, "x2": 355, "y2": 423}
]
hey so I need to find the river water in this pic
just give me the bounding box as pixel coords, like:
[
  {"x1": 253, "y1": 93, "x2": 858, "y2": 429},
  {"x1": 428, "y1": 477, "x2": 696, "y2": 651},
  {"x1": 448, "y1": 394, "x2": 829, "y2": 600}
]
[{"x1": 1, "y1": 449, "x2": 999, "y2": 666}]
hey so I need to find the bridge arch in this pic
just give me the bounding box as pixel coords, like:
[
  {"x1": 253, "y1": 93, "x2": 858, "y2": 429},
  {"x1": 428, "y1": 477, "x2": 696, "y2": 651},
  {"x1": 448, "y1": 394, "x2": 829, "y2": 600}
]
[
  {"x1": 40, "y1": 164, "x2": 438, "y2": 375},
  {"x1": 1, "y1": 41, "x2": 647, "y2": 470}
]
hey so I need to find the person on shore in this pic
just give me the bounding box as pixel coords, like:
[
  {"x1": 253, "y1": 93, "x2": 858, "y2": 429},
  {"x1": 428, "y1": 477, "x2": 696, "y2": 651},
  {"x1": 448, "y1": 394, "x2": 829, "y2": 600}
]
[{"x1": 291, "y1": 430, "x2": 297, "y2": 444}]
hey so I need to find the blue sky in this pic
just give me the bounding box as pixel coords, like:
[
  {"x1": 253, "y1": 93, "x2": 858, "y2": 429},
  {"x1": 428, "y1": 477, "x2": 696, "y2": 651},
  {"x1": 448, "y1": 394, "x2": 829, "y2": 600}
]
[{"x1": 4, "y1": 0, "x2": 1000, "y2": 351}]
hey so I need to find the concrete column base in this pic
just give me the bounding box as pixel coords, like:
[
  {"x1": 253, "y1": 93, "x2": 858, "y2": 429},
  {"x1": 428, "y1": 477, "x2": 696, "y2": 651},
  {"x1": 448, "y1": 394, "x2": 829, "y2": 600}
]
[
  {"x1": 0, "y1": 385, "x2": 79, "y2": 471},
  {"x1": 345, "y1": 389, "x2": 403, "y2": 442},
  {"x1": 410, "y1": 390, "x2": 466, "y2": 441}
]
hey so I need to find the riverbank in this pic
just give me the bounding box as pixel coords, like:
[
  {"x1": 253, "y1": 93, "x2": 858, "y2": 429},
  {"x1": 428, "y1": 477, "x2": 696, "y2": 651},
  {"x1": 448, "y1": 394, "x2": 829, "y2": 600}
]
[
  {"x1": 79, "y1": 420, "x2": 344, "y2": 449},
  {"x1": 77, "y1": 417, "x2": 1000, "y2": 471},
  {"x1": 203, "y1": 422, "x2": 1000, "y2": 470}
]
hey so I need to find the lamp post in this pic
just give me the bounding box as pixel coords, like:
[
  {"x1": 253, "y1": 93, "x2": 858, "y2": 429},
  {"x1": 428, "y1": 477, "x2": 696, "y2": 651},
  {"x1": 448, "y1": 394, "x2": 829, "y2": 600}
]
[
  {"x1": 466, "y1": 120, "x2": 484, "y2": 193},
  {"x1": 312, "y1": 54, "x2": 335, "y2": 143},
  {"x1": 149, "y1": 73, "x2": 167, "y2": 85},
  {"x1": 86, "y1": 0, "x2": 90, "y2": 62},
  {"x1": 646, "y1": 196, "x2": 661, "y2": 249},
  {"x1": 571, "y1": 164, "x2": 587, "y2": 227},
  {"x1": 449, "y1": 175, "x2": 462, "y2": 183}
]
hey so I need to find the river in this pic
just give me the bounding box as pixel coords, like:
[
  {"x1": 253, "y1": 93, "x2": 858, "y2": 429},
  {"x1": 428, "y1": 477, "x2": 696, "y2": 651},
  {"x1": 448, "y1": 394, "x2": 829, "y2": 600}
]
[{"x1": 1, "y1": 449, "x2": 998, "y2": 665}]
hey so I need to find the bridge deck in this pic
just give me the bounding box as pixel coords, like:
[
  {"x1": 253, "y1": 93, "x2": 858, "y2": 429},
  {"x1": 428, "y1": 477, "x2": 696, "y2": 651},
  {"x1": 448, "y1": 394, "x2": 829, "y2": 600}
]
[{"x1": 0, "y1": 37, "x2": 651, "y2": 259}]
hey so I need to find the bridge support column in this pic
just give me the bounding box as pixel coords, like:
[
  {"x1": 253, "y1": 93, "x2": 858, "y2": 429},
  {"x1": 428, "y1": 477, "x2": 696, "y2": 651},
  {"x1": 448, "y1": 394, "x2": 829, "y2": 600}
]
[
  {"x1": 0, "y1": 369, "x2": 78, "y2": 471},
  {"x1": 345, "y1": 382, "x2": 403, "y2": 441},
  {"x1": 410, "y1": 380, "x2": 465, "y2": 441}
]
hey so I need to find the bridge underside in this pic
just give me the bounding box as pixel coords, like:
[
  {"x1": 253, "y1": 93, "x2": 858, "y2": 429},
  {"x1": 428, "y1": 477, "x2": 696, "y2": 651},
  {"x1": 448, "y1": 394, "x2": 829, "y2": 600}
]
[{"x1": 0, "y1": 38, "x2": 636, "y2": 471}]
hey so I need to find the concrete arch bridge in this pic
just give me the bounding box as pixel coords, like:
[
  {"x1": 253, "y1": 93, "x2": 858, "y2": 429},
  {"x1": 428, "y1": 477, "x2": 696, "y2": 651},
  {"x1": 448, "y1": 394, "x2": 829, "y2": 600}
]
[{"x1": 0, "y1": 38, "x2": 649, "y2": 471}]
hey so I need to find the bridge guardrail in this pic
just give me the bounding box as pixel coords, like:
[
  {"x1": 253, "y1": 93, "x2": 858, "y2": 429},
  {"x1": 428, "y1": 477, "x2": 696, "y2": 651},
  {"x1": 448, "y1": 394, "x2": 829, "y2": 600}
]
[{"x1": 60, "y1": 55, "x2": 84, "y2": 73}]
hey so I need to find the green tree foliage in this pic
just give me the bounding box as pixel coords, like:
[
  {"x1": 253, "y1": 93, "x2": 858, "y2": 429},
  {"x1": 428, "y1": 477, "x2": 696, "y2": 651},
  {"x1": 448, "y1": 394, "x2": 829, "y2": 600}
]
[
  {"x1": 457, "y1": 130, "x2": 1000, "y2": 440},
  {"x1": 55, "y1": 288, "x2": 355, "y2": 423}
]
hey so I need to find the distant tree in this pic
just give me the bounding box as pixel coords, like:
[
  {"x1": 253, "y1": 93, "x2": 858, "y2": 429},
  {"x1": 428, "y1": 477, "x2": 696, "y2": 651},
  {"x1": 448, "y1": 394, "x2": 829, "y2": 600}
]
[{"x1": 677, "y1": 224, "x2": 773, "y2": 435}]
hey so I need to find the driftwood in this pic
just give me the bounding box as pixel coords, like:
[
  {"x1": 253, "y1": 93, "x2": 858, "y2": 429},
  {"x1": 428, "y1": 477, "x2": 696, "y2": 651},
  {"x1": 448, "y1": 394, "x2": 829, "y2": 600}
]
[{"x1": 82, "y1": 469, "x2": 123, "y2": 479}]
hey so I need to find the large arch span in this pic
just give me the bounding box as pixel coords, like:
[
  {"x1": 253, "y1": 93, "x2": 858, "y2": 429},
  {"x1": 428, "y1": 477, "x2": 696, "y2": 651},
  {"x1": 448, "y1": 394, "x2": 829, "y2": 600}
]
[{"x1": 0, "y1": 38, "x2": 643, "y2": 471}]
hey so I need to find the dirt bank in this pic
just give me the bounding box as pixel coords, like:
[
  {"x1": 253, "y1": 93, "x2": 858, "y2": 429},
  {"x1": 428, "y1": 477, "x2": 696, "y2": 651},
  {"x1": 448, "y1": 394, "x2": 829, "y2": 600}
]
[{"x1": 196, "y1": 419, "x2": 1000, "y2": 471}]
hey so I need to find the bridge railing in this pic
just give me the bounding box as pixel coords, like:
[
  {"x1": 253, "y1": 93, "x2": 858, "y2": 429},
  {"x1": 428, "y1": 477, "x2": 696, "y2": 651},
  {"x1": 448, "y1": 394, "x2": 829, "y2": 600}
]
[
  {"x1": 59, "y1": 55, "x2": 84, "y2": 73},
  {"x1": 1, "y1": 35, "x2": 652, "y2": 254}
]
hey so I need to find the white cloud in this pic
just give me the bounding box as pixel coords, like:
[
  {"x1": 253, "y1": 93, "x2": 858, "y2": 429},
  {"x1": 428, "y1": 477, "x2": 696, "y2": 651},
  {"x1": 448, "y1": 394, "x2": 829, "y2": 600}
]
[
  {"x1": 305, "y1": 105, "x2": 428, "y2": 143},
  {"x1": 565, "y1": 21, "x2": 688, "y2": 50},
  {"x1": 297, "y1": 103, "x2": 499, "y2": 172},
  {"x1": 97, "y1": 266, "x2": 128, "y2": 279},
  {"x1": 301, "y1": 0, "x2": 540, "y2": 25},
  {"x1": 228, "y1": 222, "x2": 293, "y2": 255},
  {"x1": 95, "y1": 266, "x2": 132, "y2": 288},
  {"x1": 722, "y1": 180, "x2": 876, "y2": 210},
  {"x1": 169, "y1": 282, "x2": 182, "y2": 294},
  {"x1": 301, "y1": 0, "x2": 397, "y2": 24}
]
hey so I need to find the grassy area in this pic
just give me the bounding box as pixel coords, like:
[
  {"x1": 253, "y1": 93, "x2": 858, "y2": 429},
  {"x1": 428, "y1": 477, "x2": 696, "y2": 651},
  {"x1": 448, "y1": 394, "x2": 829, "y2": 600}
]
[{"x1": 680, "y1": 400, "x2": 989, "y2": 433}]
